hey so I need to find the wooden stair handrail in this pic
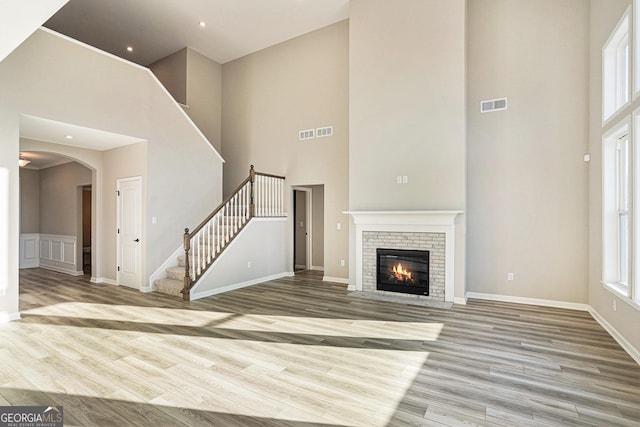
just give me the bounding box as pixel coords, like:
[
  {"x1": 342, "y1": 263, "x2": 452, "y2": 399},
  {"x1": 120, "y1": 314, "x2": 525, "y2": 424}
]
[
  {"x1": 181, "y1": 165, "x2": 286, "y2": 301},
  {"x1": 189, "y1": 175, "x2": 251, "y2": 239}
]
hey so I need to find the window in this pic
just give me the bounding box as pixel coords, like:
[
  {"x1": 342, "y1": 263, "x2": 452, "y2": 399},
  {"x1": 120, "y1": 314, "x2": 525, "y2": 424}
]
[
  {"x1": 617, "y1": 133, "x2": 630, "y2": 287},
  {"x1": 635, "y1": 0, "x2": 640, "y2": 97},
  {"x1": 603, "y1": 119, "x2": 631, "y2": 297},
  {"x1": 603, "y1": 7, "x2": 630, "y2": 122}
]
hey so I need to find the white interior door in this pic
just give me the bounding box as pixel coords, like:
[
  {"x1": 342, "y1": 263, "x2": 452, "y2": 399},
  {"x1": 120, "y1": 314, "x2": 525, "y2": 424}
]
[{"x1": 117, "y1": 177, "x2": 142, "y2": 289}]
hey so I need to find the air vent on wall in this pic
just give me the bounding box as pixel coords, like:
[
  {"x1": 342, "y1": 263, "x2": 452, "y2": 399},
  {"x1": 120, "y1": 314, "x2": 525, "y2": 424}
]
[
  {"x1": 480, "y1": 97, "x2": 508, "y2": 113},
  {"x1": 299, "y1": 129, "x2": 315, "y2": 141},
  {"x1": 316, "y1": 126, "x2": 333, "y2": 138}
]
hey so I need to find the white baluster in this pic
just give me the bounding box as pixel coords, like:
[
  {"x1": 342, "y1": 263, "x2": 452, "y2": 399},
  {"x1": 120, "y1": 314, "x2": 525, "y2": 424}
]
[
  {"x1": 215, "y1": 213, "x2": 219, "y2": 253},
  {"x1": 269, "y1": 177, "x2": 273, "y2": 216},
  {"x1": 234, "y1": 194, "x2": 238, "y2": 233},
  {"x1": 207, "y1": 222, "x2": 211, "y2": 263}
]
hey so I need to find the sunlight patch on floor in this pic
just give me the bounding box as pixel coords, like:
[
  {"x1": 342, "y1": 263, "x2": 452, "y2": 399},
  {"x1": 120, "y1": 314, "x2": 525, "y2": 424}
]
[
  {"x1": 21, "y1": 302, "x2": 444, "y2": 341},
  {"x1": 21, "y1": 302, "x2": 235, "y2": 327},
  {"x1": 0, "y1": 320, "x2": 430, "y2": 426}
]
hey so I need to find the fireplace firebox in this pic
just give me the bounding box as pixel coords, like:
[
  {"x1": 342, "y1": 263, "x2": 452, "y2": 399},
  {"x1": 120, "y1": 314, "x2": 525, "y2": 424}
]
[{"x1": 376, "y1": 248, "x2": 429, "y2": 295}]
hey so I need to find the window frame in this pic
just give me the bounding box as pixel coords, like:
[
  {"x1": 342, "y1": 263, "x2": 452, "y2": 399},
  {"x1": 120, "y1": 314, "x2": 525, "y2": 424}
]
[
  {"x1": 602, "y1": 117, "x2": 632, "y2": 298},
  {"x1": 603, "y1": 6, "x2": 631, "y2": 124}
]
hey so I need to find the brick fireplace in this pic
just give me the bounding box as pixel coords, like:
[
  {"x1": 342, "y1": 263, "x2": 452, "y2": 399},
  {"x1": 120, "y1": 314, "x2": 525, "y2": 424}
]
[{"x1": 346, "y1": 211, "x2": 463, "y2": 303}]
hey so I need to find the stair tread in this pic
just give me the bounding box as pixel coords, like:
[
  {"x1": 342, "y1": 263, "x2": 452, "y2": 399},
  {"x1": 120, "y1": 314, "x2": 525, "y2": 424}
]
[{"x1": 153, "y1": 278, "x2": 183, "y2": 297}]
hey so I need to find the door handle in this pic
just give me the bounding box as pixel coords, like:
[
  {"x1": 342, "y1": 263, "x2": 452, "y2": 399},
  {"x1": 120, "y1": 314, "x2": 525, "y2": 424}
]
[{"x1": 133, "y1": 238, "x2": 140, "y2": 242}]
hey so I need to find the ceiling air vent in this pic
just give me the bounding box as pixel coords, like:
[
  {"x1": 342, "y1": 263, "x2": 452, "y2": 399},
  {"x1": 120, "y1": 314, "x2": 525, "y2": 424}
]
[
  {"x1": 480, "y1": 97, "x2": 508, "y2": 113},
  {"x1": 299, "y1": 129, "x2": 315, "y2": 141}
]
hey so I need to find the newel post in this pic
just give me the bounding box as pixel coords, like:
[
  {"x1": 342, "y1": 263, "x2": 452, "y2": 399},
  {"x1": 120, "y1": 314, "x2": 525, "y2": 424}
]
[
  {"x1": 182, "y1": 228, "x2": 191, "y2": 301},
  {"x1": 249, "y1": 165, "x2": 256, "y2": 218}
]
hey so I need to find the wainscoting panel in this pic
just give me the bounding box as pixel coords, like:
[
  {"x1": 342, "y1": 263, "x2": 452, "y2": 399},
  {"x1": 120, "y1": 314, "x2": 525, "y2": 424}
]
[
  {"x1": 19, "y1": 234, "x2": 40, "y2": 269},
  {"x1": 38, "y1": 234, "x2": 83, "y2": 276}
]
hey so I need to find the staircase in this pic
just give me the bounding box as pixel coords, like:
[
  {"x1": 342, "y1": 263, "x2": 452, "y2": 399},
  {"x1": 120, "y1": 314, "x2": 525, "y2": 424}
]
[{"x1": 152, "y1": 166, "x2": 286, "y2": 299}]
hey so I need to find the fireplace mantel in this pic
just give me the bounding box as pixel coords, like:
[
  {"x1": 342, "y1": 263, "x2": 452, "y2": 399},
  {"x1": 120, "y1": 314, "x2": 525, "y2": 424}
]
[{"x1": 345, "y1": 210, "x2": 463, "y2": 302}]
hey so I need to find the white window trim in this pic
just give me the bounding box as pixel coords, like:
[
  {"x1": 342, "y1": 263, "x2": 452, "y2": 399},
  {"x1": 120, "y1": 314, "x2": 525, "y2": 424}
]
[
  {"x1": 635, "y1": 0, "x2": 640, "y2": 99},
  {"x1": 603, "y1": 6, "x2": 631, "y2": 125},
  {"x1": 602, "y1": 117, "x2": 631, "y2": 295}
]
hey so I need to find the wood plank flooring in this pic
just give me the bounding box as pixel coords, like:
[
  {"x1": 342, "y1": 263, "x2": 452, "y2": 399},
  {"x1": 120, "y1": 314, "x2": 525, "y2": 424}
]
[{"x1": 1, "y1": 268, "x2": 639, "y2": 426}]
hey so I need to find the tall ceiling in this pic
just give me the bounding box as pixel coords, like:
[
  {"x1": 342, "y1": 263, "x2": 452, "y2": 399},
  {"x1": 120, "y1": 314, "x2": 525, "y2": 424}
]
[{"x1": 44, "y1": 0, "x2": 350, "y2": 66}]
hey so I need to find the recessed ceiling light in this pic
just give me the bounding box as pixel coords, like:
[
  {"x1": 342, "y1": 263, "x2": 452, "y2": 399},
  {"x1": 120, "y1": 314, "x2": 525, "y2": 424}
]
[
  {"x1": 126, "y1": 46, "x2": 133, "y2": 52},
  {"x1": 199, "y1": 21, "x2": 206, "y2": 28},
  {"x1": 65, "y1": 135, "x2": 73, "y2": 139}
]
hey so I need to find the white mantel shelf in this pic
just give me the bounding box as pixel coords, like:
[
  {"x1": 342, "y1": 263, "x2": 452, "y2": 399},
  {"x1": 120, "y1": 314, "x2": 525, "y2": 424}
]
[
  {"x1": 345, "y1": 211, "x2": 463, "y2": 225},
  {"x1": 345, "y1": 210, "x2": 464, "y2": 303}
]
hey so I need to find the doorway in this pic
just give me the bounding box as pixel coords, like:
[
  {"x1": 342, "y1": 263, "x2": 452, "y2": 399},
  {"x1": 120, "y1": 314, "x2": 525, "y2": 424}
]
[
  {"x1": 292, "y1": 185, "x2": 324, "y2": 273},
  {"x1": 293, "y1": 188, "x2": 311, "y2": 271},
  {"x1": 81, "y1": 185, "x2": 92, "y2": 275}
]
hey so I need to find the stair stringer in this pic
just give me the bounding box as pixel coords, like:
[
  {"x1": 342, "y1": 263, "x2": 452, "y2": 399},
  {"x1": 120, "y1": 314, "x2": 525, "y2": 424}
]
[
  {"x1": 148, "y1": 245, "x2": 184, "y2": 292},
  {"x1": 190, "y1": 217, "x2": 291, "y2": 301}
]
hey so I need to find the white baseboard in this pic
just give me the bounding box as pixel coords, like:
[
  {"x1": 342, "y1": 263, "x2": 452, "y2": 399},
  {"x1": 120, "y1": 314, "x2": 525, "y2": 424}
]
[
  {"x1": 463, "y1": 293, "x2": 638, "y2": 366},
  {"x1": 589, "y1": 307, "x2": 640, "y2": 366},
  {"x1": 465, "y1": 292, "x2": 590, "y2": 312},
  {"x1": 453, "y1": 296, "x2": 467, "y2": 305},
  {"x1": 311, "y1": 265, "x2": 325, "y2": 271},
  {"x1": 148, "y1": 245, "x2": 183, "y2": 288},
  {"x1": 295, "y1": 264, "x2": 307, "y2": 270},
  {"x1": 91, "y1": 277, "x2": 118, "y2": 286},
  {"x1": 190, "y1": 272, "x2": 292, "y2": 301},
  {"x1": 323, "y1": 276, "x2": 349, "y2": 285},
  {"x1": 0, "y1": 312, "x2": 21, "y2": 323},
  {"x1": 40, "y1": 265, "x2": 85, "y2": 277}
]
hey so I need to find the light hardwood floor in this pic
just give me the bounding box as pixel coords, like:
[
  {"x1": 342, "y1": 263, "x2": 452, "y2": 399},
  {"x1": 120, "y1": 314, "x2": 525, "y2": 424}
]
[{"x1": 2, "y1": 268, "x2": 639, "y2": 426}]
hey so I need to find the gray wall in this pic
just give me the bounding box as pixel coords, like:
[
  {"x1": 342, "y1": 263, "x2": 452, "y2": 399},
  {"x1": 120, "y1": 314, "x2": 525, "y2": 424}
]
[
  {"x1": 19, "y1": 168, "x2": 40, "y2": 233},
  {"x1": 222, "y1": 21, "x2": 349, "y2": 280},
  {"x1": 151, "y1": 47, "x2": 223, "y2": 153},
  {"x1": 39, "y1": 161, "x2": 91, "y2": 236},
  {"x1": 467, "y1": 0, "x2": 590, "y2": 303},
  {"x1": 187, "y1": 48, "x2": 222, "y2": 153},
  {"x1": 150, "y1": 48, "x2": 187, "y2": 105},
  {"x1": 349, "y1": 0, "x2": 466, "y2": 211}
]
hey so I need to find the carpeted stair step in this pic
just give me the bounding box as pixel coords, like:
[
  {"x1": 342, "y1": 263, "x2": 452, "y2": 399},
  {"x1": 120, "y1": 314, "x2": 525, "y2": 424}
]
[
  {"x1": 153, "y1": 278, "x2": 183, "y2": 296},
  {"x1": 165, "y1": 266, "x2": 184, "y2": 280}
]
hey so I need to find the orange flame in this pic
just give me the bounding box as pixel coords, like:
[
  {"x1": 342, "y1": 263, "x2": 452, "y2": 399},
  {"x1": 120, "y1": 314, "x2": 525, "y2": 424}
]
[{"x1": 392, "y1": 263, "x2": 412, "y2": 281}]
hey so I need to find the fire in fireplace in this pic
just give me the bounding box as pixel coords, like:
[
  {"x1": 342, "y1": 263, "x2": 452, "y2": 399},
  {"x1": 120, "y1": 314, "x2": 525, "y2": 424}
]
[{"x1": 376, "y1": 248, "x2": 429, "y2": 295}]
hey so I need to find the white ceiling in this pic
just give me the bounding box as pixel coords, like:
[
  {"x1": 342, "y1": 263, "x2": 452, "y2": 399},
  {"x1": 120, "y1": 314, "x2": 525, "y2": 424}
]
[
  {"x1": 20, "y1": 114, "x2": 146, "y2": 151},
  {"x1": 44, "y1": 0, "x2": 350, "y2": 66}
]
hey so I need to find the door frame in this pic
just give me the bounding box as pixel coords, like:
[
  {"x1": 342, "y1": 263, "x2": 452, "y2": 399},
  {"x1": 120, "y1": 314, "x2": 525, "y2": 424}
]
[
  {"x1": 292, "y1": 186, "x2": 313, "y2": 271},
  {"x1": 116, "y1": 176, "x2": 142, "y2": 289}
]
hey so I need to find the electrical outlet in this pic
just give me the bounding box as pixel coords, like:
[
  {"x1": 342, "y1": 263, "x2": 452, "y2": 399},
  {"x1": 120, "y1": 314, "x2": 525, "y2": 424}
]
[
  {"x1": 337, "y1": 223, "x2": 341, "y2": 230},
  {"x1": 402, "y1": 176, "x2": 408, "y2": 184},
  {"x1": 507, "y1": 272, "x2": 514, "y2": 281},
  {"x1": 247, "y1": 261, "x2": 252, "y2": 269},
  {"x1": 613, "y1": 298, "x2": 617, "y2": 311},
  {"x1": 396, "y1": 176, "x2": 402, "y2": 184},
  {"x1": 340, "y1": 259, "x2": 345, "y2": 267}
]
